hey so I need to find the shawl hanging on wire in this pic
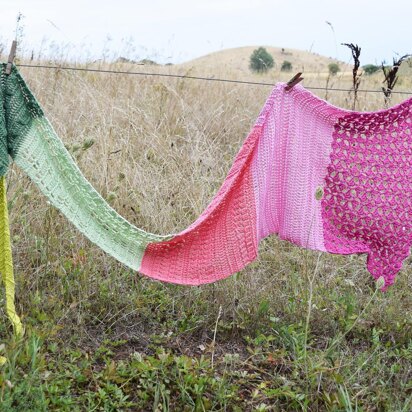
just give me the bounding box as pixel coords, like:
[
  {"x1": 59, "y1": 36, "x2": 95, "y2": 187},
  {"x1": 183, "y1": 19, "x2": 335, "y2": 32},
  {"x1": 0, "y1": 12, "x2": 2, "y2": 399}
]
[{"x1": 1, "y1": 64, "x2": 411, "y2": 340}]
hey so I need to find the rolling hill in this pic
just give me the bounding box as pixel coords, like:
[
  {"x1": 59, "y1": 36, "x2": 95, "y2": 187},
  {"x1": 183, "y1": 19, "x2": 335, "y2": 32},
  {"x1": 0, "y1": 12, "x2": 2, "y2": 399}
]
[{"x1": 178, "y1": 46, "x2": 351, "y2": 78}]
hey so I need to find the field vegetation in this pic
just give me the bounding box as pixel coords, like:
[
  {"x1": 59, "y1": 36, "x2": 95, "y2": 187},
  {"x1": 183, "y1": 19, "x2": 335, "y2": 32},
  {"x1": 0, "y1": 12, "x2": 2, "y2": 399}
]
[{"x1": 0, "y1": 44, "x2": 411, "y2": 411}]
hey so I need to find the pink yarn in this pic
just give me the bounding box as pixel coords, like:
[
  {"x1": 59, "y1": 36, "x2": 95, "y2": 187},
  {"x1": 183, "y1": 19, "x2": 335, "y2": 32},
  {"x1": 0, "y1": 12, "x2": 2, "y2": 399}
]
[
  {"x1": 140, "y1": 126, "x2": 260, "y2": 285},
  {"x1": 140, "y1": 83, "x2": 412, "y2": 288},
  {"x1": 251, "y1": 84, "x2": 339, "y2": 250},
  {"x1": 322, "y1": 98, "x2": 412, "y2": 289}
]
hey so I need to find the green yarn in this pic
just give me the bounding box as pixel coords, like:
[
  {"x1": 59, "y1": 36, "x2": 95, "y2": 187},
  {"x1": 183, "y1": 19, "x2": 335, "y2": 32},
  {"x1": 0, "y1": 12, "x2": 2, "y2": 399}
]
[
  {"x1": 0, "y1": 64, "x2": 44, "y2": 176},
  {"x1": 1, "y1": 64, "x2": 170, "y2": 270},
  {"x1": 0, "y1": 66, "x2": 9, "y2": 176},
  {"x1": 15, "y1": 117, "x2": 169, "y2": 269},
  {"x1": 3, "y1": 65, "x2": 43, "y2": 158}
]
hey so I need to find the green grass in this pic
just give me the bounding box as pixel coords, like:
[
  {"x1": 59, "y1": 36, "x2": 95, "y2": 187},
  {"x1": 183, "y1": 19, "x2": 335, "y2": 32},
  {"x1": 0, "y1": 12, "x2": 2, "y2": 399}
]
[{"x1": 1, "y1": 243, "x2": 412, "y2": 410}]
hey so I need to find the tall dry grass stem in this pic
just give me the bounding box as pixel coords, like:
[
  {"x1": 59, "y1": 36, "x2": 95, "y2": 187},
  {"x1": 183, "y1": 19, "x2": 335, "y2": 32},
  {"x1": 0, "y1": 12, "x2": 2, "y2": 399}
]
[{"x1": 342, "y1": 43, "x2": 362, "y2": 110}]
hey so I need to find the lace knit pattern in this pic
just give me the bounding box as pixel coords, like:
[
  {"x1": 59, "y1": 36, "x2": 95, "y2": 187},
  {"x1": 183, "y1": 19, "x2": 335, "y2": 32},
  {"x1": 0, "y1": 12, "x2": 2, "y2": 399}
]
[
  {"x1": 3, "y1": 65, "x2": 169, "y2": 271},
  {"x1": 0, "y1": 176, "x2": 23, "y2": 337},
  {"x1": 322, "y1": 101, "x2": 412, "y2": 289},
  {"x1": 2, "y1": 64, "x2": 411, "y2": 289}
]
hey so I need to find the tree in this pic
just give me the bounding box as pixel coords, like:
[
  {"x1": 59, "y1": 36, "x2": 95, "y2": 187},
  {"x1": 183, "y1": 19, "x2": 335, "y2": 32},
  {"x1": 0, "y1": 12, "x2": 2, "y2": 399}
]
[
  {"x1": 249, "y1": 47, "x2": 274, "y2": 73},
  {"x1": 281, "y1": 60, "x2": 292, "y2": 72},
  {"x1": 362, "y1": 64, "x2": 380, "y2": 75},
  {"x1": 328, "y1": 63, "x2": 340, "y2": 76}
]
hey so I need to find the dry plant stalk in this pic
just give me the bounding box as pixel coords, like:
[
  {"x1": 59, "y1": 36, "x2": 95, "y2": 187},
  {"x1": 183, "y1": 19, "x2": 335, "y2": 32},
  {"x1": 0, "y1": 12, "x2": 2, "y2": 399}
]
[
  {"x1": 342, "y1": 43, "x2": 362, "y2": 110},
  {"x1": 381, "y1": 54, "x2": 411, "y2": 105}
]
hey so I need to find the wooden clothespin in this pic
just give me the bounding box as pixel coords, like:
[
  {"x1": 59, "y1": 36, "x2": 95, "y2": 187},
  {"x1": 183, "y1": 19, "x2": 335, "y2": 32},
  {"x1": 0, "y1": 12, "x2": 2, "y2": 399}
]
[
  {"x1": 5, "y1": 41, "x2": 17, "y2": 75},
  {"x1": 285, "y1": 72, "x2": 304, "y2": 91}
]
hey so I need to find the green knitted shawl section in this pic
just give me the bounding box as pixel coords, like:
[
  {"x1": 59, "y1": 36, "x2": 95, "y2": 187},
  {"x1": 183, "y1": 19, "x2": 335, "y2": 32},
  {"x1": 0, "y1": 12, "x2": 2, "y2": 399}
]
[{"x1": 1, "y1": 64, "x2": 170, "y2": 269}]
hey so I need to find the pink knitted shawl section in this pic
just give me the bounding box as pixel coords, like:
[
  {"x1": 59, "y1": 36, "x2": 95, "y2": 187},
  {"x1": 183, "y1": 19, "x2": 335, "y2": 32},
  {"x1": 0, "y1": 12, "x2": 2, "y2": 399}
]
[{"x1": 140, "y1": 83, "x2": 412, "y2": 289}]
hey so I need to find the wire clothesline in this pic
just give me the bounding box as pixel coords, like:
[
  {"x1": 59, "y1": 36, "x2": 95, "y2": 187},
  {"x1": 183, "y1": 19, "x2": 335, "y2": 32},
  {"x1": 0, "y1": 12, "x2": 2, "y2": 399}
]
[{"x1": 16, "y1": 63, "x2": 412, "y2": 95}]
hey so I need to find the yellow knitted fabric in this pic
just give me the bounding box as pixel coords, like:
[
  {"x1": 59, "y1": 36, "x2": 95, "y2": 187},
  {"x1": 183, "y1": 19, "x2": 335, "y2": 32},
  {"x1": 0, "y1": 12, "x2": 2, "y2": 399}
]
[{"x1": 0, "y1": 176, "x2": 23, "y2": 365}]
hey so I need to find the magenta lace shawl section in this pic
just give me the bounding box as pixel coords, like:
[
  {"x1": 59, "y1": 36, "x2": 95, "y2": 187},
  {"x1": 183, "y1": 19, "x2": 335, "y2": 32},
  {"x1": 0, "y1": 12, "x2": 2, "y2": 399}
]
[{"x1": 321, "y1": 97, "x2": 412, "y2": 288}]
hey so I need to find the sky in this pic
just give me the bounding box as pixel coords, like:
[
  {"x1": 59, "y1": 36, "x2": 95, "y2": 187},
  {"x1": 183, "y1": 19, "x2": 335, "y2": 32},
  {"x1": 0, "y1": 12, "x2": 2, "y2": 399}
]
[{"x1": 1, "y1": 0, "x2": 411, "y2": 65}]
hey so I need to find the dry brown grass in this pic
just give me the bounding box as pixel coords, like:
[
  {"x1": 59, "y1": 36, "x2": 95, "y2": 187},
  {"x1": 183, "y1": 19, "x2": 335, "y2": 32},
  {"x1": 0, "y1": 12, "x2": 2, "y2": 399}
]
[
  {"x1": 8, "y1": 48, "x2": 412, "y2": 322},
  {"x1": 13, "y1": 49, "x2": 411, "y2": 232}
]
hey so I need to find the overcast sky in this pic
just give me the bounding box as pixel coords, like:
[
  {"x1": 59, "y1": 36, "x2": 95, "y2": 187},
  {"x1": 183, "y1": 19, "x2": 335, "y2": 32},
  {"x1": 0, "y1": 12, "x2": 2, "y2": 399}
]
[{"x1": 1, "y1": 0, "x2": 411, "y2": 65}]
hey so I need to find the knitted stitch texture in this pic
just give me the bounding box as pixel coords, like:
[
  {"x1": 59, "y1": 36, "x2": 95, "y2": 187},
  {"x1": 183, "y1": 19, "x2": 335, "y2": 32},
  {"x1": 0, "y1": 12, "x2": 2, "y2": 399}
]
[
  {"x1": 0, "y1": 176, "x2": 23, "y2": 338},
  {"x1": 2, "y1": 65, "x2": 169, "y2": 273},
  {"x1": 1, "y1": 64, "x2": 411, "y2": 290},
  {"x1": 0, "y1": 174, "x2": 23, "y2": 365}
]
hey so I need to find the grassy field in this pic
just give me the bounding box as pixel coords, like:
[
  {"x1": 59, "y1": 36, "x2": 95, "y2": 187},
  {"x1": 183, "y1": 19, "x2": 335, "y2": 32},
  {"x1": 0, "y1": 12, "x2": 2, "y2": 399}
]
[{"x1": 0, "y1": 46, "x2": 411, "y2": 411}]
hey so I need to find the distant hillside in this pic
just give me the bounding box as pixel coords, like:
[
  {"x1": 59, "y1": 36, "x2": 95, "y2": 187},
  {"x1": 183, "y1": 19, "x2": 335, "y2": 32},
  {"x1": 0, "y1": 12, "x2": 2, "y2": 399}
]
[
  {"x1": 178, "y1": 46, "x2": 351, "y2": 77},
  {"x1": 398, "y1": 58, "x2": 412, "y2": 75}
]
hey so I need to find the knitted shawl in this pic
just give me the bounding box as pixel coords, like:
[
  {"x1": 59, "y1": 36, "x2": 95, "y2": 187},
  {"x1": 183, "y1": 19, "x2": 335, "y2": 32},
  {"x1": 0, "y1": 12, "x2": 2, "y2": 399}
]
[{"x1": 0, "y1": 64, "x2": 410, "y2": 342}]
